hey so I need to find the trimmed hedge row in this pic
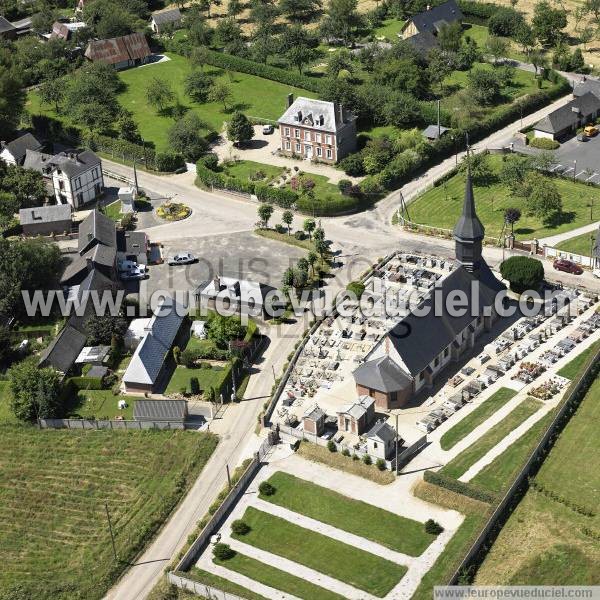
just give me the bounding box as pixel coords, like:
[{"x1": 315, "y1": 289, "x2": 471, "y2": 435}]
[{"x1": 424, "y1": 470, "x2": 499, "y2": 504}]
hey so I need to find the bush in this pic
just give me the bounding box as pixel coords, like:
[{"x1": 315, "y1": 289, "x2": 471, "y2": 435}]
[
  {"x1": 198, "y1": 152, "x2": 219, "y2": 170},
  {"x1": 120, "y1": 213, "x2": 135, "y2": 231},
  {"x1": 213, "y1": 543, "x2": 235, "y2": 561},
  {"x1": 231, "y1": 520, "x2": 250, "y2": 535},
  {"x1": 339, "y1": 152, "x2": 365, "y2": 176},
  {"x1": 423, "y1": 470, "x2": 499, "y2": 504},
  {"x1": 327, "y1": 440, "x2": 337, "y2": 452},
  {"x1": 424, "y1": 519, "x2": 445, "y2": 535},
  {"x1": 500, "y1": 256, "x2": 545, "y2": 294},
  {"x1": 529, "y1": 137, "x2": 559, "y2": 150},
  {"x1": 362, "y1": 454, "x2": 372, "y2": 465},
  {"x1": 346, "y1": 281, "x2": 365, "y2": 299},
  {"x1": 376, "y1": 458, "x2": 387, "y2": 471},
  {"x1": 259, "y1": 481, "x2": 275, "y2": 496},
  {"x1": 155, "y1": 152, "x2": 186, "y2": 172},
  {"x1": 341, "y1": 447, "x2": 351, "y2": 457},
  {"x1": 488, "y1": 7, "x2": 524, "y2": 37},
  {"x1": 190, "y1": 377, "x2": 200, "y2": 395},
  {"x1": 181, "y1": 348, "x2": 199, "y2": 368}
]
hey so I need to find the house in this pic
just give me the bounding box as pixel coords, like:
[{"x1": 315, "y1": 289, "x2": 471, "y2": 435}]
[
  {"x1": 422, "y1": 124, "x2": 450, "y2": 142},
  {"x1": 133, "y1": 399, "x2": 188, "y2": 423},
  {"x1": 0, "y1": 133, "x2": 43, "y2": 166},
  {"x1": 117, "y1": 230, "x2": 149, "y2": 265},
  {"x1": 405, "y1": 30, "x2": 440, "y2": 55},
  {"x1": 400, "y1": 0, "x2": 463, "y2": 42},
  {"x1": 19, "y1": 204, "x2": 72, "y2": 237},
  {"x1": 47, "y1": 150, "x2": 104, "y2": 208},
  {"x1": 278, "y1": 94, "x2": 357, "y2": 163},
  {"x1": 336, "y1": 395, "x2": 375, "y2": 435},
  {"x1": 365, "y1": 421, "x2": 397, "y2": 460},
  {"x1": 0, "y1": 16, "x2": 17, "y2": 40},
  {"x1": 352, "y1": 167, "x2": 505, "y2": 409},
  {"x1": 533, "y1": 92, "x2": 600, "y2": 141},
  {"x1": 61, "y1": 210, "x2": 117, "y2": 286},
  {"x1": 573, "y1": 78, "x2": 600, "y2": 101},
  {"x1": 122, "y1": 296, "x2": 188, "y2": 393},
  {"x1": 23, "y1": 149, "x2": 53, "y2": 172},
  {"x1": 195, "y1": 275, "x2": 282, "y2": 318},
  {"x1": 85, "y1": 32, "x2": 152, "y2": 70},
  {"x1": 50, "y1": 21, "x2": 87, "y2": 41},
  {"x1": 150, "y1": 8, "x2": 182, "y2": 34},
  {"x1": 303, "y1": 404, "x2": 325, "y2": 436}
]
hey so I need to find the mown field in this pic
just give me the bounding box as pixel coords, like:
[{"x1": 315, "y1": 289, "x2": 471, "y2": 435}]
[
  {"x1": 475, "y1": 374, "x2": 600, "y2": 584},
  {"x1": 556, "y1": 230, "x2": 597, "y2": 256},
  {"x1": 0, "y1": 425, "x2": 218, "y2": 600},
  {"x1": 408, "y1": 155, "x2": 600, "y2": 240}
]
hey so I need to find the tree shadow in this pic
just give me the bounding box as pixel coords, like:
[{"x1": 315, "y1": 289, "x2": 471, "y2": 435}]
[
  {"x1": 544, "y1": 210, "x2": 576, "y2": 229},
  {"x1": 514, "y1": 227, "x2": 535, "y2": 235}
]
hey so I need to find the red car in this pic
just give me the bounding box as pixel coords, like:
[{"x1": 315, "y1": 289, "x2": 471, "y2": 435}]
[{"x1": 553, "y1": 259, "x2": 583, "y2": 275}]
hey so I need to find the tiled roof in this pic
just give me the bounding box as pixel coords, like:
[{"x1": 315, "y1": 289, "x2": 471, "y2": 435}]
[
  {"x1": 85, "y1": 32, "x2": 151, "y2": 65},
  {"x1": 407, "y1": 0, "x2": 463, "y2": 35},
  {"x1": 353, "y1": 355, "x2": 412, "y2": 392},
  {"x1": 39, "y1": 324, "x2": 87, "y2": 373},
  {"x1": 534, "y1": 92, "x2": 600, "y2": 134},
  {"x1": 366, "y1": 420, "x2": 396, "y2": 443}
]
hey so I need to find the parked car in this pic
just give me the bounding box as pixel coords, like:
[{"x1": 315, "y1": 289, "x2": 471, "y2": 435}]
[
  {"x1": 118, "y1": 259, "x2": 145, "y2": 273},
  {"x1": 576, "y1": 133, "x2": 589, "y2": 142},
  {"x1": 120, "y1": 268, "x2": 148, "y2": 281},
  {"x1": 168, "y1": 252, "x2": 196, "y2": 265},
  {"x1": 553, "y1": 259, "x2": 583, "y2": 275},
  {"x1": 262, "y1": 124, "x2": 274, "y2": 135},
  {"x1": 584, "y1": 124, "x2": 598, "y2": 137}
]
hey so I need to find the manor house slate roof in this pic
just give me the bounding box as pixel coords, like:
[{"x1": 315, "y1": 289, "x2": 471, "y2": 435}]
[
  {"x1": 278, "y1": 97, "x2": 354, "y2": 133},
  {"x1": 405, "y1": 0, "x2": 463, "y2": 36},
  {"x1": 353, "y1": 355, "x2": 413, "y2": 392},
  {"x1": 50, "y1": 150, "x2": 102, "y2": 179},
  {"x1": 534, "y1": 92, "x2": 600, "y2": 134}
]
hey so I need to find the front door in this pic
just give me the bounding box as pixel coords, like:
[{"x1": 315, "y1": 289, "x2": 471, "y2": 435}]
[{"x1": 304, "y1": 145, "x2": 313, "y2": 159}]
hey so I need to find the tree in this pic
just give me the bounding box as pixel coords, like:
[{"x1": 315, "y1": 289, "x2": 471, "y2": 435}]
[
  {"x1": 532, "y1": 0, "x2": 567, "y2": 47},
  {"x1": 39, "y1": 78, "x2": 64, "y2": 113},
  {"x1": 459, "y1": 152, "x2": 494, "y2": 186},
  {"x1": 188, "y1": 17, "x2": 213, "y2": 46},
  {"x1": 287, "y1": 45, "x2": 313, "y2": 75},
  {"x1": 0, "y1": 65, "x2": 25, "y2": 141},
  {"x1": 227, "y1": 112, "x2": 254, "y2": 146},
  {"x1": 307, "y1": 250, "x2": 319, "y2": 276},
  {"x1": 214, "y1": 17, "x2": 243, "y2": 47},
  {"x1": 485, "y1": 36, "x2": 509, "y2": 65},
  {"x1": 500, "y1": 256, "x2": 544, "y2": 293},
  {"x1": 282, "y1": 210, "x2": 294, "y2": 234},
  {"x1": 427, "y1": 49, "x2": 453, "y2": 95},
  {"x1": 326, "y1": 48, "x2": 354, "y2": 79},
  {"x1": 145, "y1": 78, "x2": 175, "y2": 113},
  {"x1": 168, "y1": 112, "x2": 208, "y2": 161},
  {"x1": 514, "y1": 22, "x2": 536, "y2": 57},
  {"x1": 208, "y1": 80, "x2": 233, "y2": 110},
  {"x1": 382, "y1": 92, "x2": 421, "y2": 128},
  {"x1": 9, "y1": 361, "x2": 62, "y2": 421},
  {"x1": 320, "y1": 0, "x2": 361, "y2": 46},
  {"x1": 438, "y1": 21, "x2": 463, "y2": 53},
  {"x1": 303, "y1": 218, "x2": 316, "y2": 239},
  {"x1": 500, "y1": 154, "x2": 533, "y2": 195},
  {"x1": 467, "y1": 67, "x2": 502, "y2": 105},
  {"x1": 258, "y1": 203, "x2": 274, "y2": 228},
  {"x1": 315, "y1": 237, "x2": 328, "y2": 257},
  {"x1": 504, "y1": 207, "x2": 522, "y2": 234},
  {"x1": 190, "y1": 46, "x2": 211, "y2": 71},
  {"x1": 212, "y1": 543, "x2": 235, "y2": 560},
  {"x1": 523, "y1": 172, "x2": 562, "y2": 223},
  {"x1": 116, "y1": 109, "x2": 142, "y2": 144},
  {"x1": 85, "y1": 316, "x2": 128, "y2": 345},
  {"x1": 313, "y1": 227, "x2": 325, "y2": 243},
  {"x1": 282, "y1": 266, "x2": 295, "y2": 289},
  {"x1": 1, "y1": 166, "x2": 47, "y2": 208},
  {"x1": 207, "y1": 314, "x2": 246, "y2": 348},
  {"x1": 278, "y1": 0, "x2": 321, "y2": 21},
  {"x1": 488, "y1": 7, "x2": 525, "y2": 37},
  {"x1": 184, "y1": 70, "x2": 212, "y2": 103},
  {"x1": 228, "y1": 0, "x2": 243, "y2": 18}
]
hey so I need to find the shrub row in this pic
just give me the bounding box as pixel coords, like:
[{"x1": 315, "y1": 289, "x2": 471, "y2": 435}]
[
  {"x1": 529, "y1": 479, "x2": 596, "y2": 517},
  {"x1": 85, "y1": 133, "x2": 158, "y2": 170},
  {"x1": 457, "y1": 0, "x2": 500, "y2": 22},
  {"x1": 424, "y1": 470, "x2": 499, "y2": 504},
  {"x1": 529, "y1": 137, "x2": 560, "y2": 150},
  {"x1": 67, "y1": 376, "x2": 105, "y2": 391}
]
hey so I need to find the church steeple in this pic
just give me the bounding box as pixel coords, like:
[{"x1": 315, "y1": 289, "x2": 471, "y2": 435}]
[{"x1": 453, "y1": 163, "x2": 485, "y2": 275}]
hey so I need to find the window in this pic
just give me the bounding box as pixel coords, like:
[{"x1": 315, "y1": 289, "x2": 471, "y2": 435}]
[
  {"x1": 92, "y1": 167, "x2": 99, "y2": 179},
  {"x1": 316, "y1": 147, "x2": 322, "y2": 157},
  {"x1": 326, "y1": 149, "x2": 332, "y2": 159},
  {"x1": 285, "y1": 141, "x2": 291, "y2": 150},
  {"x1": 434, "y1": 357, "x2": 439, "y2": 367},
  {"x1": 444, "y1": 347, "x2": 449, "y2": 358},
  {"x1": 373, "y1": 442, "x2": 378, "y2": 448},
  {"x1": 325, "y1": 134, "x2": 332, "y2": 144},
  {"x1": 304, "y1": 130, "x2": 311, "y2": 141},
  {"x1": 58, "y1": 180, "x2": 64, "y2": 191},
  {"x1": 419, "y1": 371, "x2": 425, "y2": 382},
  {"x1": 295, "y1": 129, "x2": 300, "y2": 139},
  {"x1": 295, "y1": 143, "x2": 301, "y2": 152},
  {"x1": 315, "y1": 133, "x2": 321, "y2": 143},
  {"x1": 76, "y1": 192, "x2": 83, "y2": 205},
  {"x1": 74, "y1": 177, "x2": 81, "y2": 190},
  {"x1": 284, "y1": 127, "x2": 290, "y2": 136}
]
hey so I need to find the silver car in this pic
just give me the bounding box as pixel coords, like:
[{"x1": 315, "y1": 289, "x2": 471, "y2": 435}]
[{"x1": 168, "y1": 252, "x2": 196, "y2": 266}]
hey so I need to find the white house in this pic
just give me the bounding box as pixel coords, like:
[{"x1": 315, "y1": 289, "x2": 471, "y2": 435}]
[
  {"x1": 150, "y1": 8, "x2": 182, "y2": 34},
  {"x1": 47, "y1": 150, "x2": 104, "y2": 208},
  {"x1": 365, "y1": 421, "x2": 397, "y2": 460},
  {"x1": 0, "y1": 133, "x2": 43, "y2": 166}
]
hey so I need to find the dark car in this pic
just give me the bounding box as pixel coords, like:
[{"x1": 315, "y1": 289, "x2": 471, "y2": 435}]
[
  {"x1": 553, "y1": 259, "x2": 583, "y2": 275},
  {"x1": 576, "y1": 133, "x2": 589, "y2": 142}
]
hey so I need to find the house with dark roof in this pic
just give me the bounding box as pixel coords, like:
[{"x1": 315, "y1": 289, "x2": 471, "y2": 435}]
[
  {"x1": 134, "y1": 399, "x2": 188, "y2": 423},
  {"x1": 50, "y1": 20, "x2": 86, "y2": 41},
  {"x1": 39, "y1": 324, "x2": 87, "y2": 373},
  {"x1": 351, "y1": 167, "x2": 505, "y2": 409},
  {"x1": 573, "y1": 78, "x2": 600, "y2": 101},
  {"x1": 47, "y1": 150, "x2": 104, "y2": 208},
  {"x1": 19, "y1": 204, "x2": 72, "y2": 237},
  {"x1": 0, "y1": 133, "x2": 43, "y2": 166},
  {"x1": 123, "y1": 297, "x2": 188, "y2": 393},
  {"x1": 400, "y1": 1, "x2": 463, "y2": 48},
  {"x1": 278, "y1": 94, "x2": 357, "y2": 163},
  {"x1": 85, "y1": 32, "x2": 152, "y2": 70},
  {"x1": 533, "y1": 92, "x2": 600, "y2": 141},
  {"x1": 150, "y1": 8, "x2": 182, "y2": 34},
  {"x1": 0, "y1": 16, "x2": 17, "y2": 40}
]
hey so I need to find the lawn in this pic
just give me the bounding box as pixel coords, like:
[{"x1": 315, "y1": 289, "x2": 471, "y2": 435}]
[
  {"x1": 261, "y1": 471, "x2": 435, "y2": 556},
  {"x1": 440, "y1": 388, "x2": 518, "y2": 451},
  {"x1": 464, "y1": 23, "x2": 489, "y2": 48},
  {"x1": 189, "y1": 567, "x2": 267, "y2": 600},
  {"x1": 0, "y1": 426, "x2": 218, "y2": 600},
  {"x1": 373, "y1": 18, "x2": 406, "y2": 40},
  {"x1": 214, "y1": 552, "x2": 346, "y2": 600},
  {"x1": 441, "y1": 397, "x2": 543, "y2": 479},
  {"x1": 233, "y1": 506, "x2": 407, "y2": 597},
  {"x1": 475, "y1": 374, "x2": 600, "y2": 585},
  {"x1": 408, "y1": 155, "x2": 600, "y2": 239},
  {"x1": 165, "y1": 364, "x2": 228, "y2": 395},
  {"x1": 222, "y1": 160, "x2": 284, "y2": 183},
  {"x1": 67, "y1": 389, "x2": 142, "y2": 420},
  {"x1": 556, "y1": 230, "x2": 597, "y2": 256},
  {"x1": 0, "y1": 382, "x2": 18, "y2": 425},
  {"x1": 103, "y1": 200, "x2": 123, "y2": 221},
  {"x1": 557, "y1": 341, "x2": 599, "y2": 379}
]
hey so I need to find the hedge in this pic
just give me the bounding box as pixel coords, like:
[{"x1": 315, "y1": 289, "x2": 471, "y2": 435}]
[
  {"x1": 85, "y1": 133, "x2": 157, "y2": 169},
  {"x1": 67, "y1": 376, "x2": 105, "y2": 391},
  {"x1": 529, "y1": 137, "x2": 560, "y2": 150},
  {"x1": 423, "y1": 470, "x2": 499, "y2": 504}
]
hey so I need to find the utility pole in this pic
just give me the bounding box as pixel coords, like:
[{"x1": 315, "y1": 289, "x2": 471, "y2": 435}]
[
  {"x1": 574, "y1": 159, "x2": 577, "y2": 182},
  {"x1": 271, "y1": 364, "x2": 277, "y2": 383},
  {"x1": 105, "y1": 502, "x2": 118, "y2": 562},
  {"x1": 395, "y1": 414, "x2": 399, "y2": 476},
  {"x1": 133, "y1": 159, "x2": 139, "y2": 195},
  {"x1": 437, "y1": 99, "x2": 441, "y2": 140},
  {"x1": 226, "y1": 464, "x2": 232, "y2": 489}
]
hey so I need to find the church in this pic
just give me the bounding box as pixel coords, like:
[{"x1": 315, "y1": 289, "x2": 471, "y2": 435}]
[{"x1": 352, "y1": 168, "x2": 505, "y2": 410}]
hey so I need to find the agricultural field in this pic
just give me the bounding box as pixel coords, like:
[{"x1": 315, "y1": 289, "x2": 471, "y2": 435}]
[
  {"x1": 408, "y1": 155, "x2": 600, "y2": 239},
  {"x1": 0, "y1": 426, "x2": 218, "y2": 600},
  {"x1": 474, "y1": 374, "x2": 600, "y2": 585}
]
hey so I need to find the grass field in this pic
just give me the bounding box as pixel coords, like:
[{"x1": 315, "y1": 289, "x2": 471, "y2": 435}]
[
  {"x1": 215, "y1": 552, "x2": 346, "y2": 600},
  {"x1": 189, "y1": 567, "x2": 267, "y2": 600},
  {"x1": 556, "y1": 230, "x2": 597, "y2": 256},
  {"x1": 441, "y1": 397, "x2": 543, "y2": 479},
  {"x1": 165, "y1": 364, "x2": 228, "y2": 395},
  {"x1": 222, "y1": 160, "x2": 283, "y2": 182},
  {"x1": 261, "y1": 471, "x2": 435, "y2": 556},
  {"x1": 0, "y1": 382, "x2": 17, "y2": 425},
  {"x1": 373, "y1": 18, "x2": 406, "y2": 40},
  {"x1": 408, "y1": 155, "x2": 600, "y2": 239},
  {"x1": 67, "y1": 389, "x2": 141, "y2": 419},
  {"x1": 440, "y1": 388, "x2": 517, "y2": 451},
  {"x1": 0, "y1": 426, "x2": 218, "y2": 599},
  {"x1": 557, "y1": 341, "x2": 599, "y2": 379},
  {"x1": 475, "y1": 375, "x2": 600, "y2": 584},
  {"x1": 233, "y1": 506, "x2": 407, "y2": 597}
]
